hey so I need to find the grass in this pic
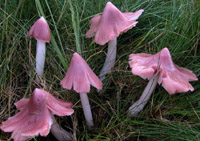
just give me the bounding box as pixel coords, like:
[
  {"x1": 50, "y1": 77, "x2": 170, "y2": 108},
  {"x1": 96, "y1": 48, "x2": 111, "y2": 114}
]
[{"x1": 0, "y1": 0, "x2": 200, "y2": 140}]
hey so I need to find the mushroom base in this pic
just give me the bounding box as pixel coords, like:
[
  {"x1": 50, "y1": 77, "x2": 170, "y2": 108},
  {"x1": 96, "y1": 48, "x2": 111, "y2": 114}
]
[
  {"x1": 80, "y1": 93, "x2": 94, "y2": 127},
  {"x1": 128, "y1": 74, "x2": 159, "y2": 116},
  {"x1": 51, "y1": 116, "x2": 72, "y2": 141}
]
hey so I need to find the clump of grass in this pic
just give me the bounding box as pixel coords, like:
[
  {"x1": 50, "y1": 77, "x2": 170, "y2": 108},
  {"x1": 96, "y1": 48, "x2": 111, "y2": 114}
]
[{"x1": 0, "y1": 0, "x2": 200, "y2": 140}]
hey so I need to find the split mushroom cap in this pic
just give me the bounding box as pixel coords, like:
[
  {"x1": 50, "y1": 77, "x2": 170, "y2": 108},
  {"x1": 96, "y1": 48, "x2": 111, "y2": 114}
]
[
  {"x1": 86, "y1": 2, "x2": 144, "y2": 45},
  {"x1": 0, "y1": 88, "x2": 74, "y2": 141},
  {"x1": 28, "y1": 16, "x2": 51, "y2": 42},
  {"x1": 60, "y1": 52, "x2": 102, "y2": 93},
  {"x1": 60, "y1": 53, "x2": 102, "y2": 127},
  {"x1": 129, "y1": 48, "x2": 198, "y2": 94}
]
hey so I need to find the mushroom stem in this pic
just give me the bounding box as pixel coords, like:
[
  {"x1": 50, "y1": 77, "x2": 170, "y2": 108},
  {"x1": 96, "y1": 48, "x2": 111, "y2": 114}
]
[
  {"x1": 36, "y1": 40, "x2": 46, "y2": 78},
  {"x1": 51, "y1": 116, "x2": 72, "y2": 141},
  {"x1": 99, "y1": 37, "x2": 117, "y2": 81},
  {"x1": 128, "y1": 73, "x2": 159, "y2": 116},
  {"x1": 80, "y1": 93, "x2": 94, "y2": 127}
]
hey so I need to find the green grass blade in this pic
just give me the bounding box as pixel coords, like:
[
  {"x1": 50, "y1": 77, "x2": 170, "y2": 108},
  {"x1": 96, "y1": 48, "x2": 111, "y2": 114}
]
[{"x1": 68, "y1": 0, "x2": 81, "y2": 54}]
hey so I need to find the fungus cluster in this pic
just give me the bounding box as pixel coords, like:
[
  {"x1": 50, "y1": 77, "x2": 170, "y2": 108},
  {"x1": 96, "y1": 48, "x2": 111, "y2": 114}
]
[{"x1": 0, "y1": 1, "x2": 198, "y2": 141}]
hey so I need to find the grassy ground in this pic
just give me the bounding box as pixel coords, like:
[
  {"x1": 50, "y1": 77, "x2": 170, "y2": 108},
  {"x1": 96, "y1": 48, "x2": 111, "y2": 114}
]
[{"x1": 0, "y1": 0, "x2": 200, "y2": 140}]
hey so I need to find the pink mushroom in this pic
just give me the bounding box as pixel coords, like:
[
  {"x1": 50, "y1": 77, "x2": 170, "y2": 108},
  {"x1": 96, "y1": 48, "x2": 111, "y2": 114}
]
[
  {"x1": 86, "y1": 2, "x2": 144, "y2": 81},
  {"x1": 61, "y1": 53, "x2": 102, "y2": 127},
  {"x1": 0, "y1": 88, "x2": 74, "y2": 141},
  {"x1": 28, "y1": 17, "x2": 51, "y2": 80},
  {"x1": 128, "y1": 48, "x2": 198, "y2": 116}
]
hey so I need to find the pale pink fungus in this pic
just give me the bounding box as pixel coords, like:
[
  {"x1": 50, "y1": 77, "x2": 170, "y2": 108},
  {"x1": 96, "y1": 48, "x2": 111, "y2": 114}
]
[
  {"x1": 61, "y1": 52, "x2": 102, "y2": 93},
  {"x1": 0, "y1": 88, "x2": 74, "y2": 141},
  {"x1": 86, "y1": 2, "x2": 144, "y2": 45},
  {"x1": 61, "y1": 52, "x2": 102, "y2": 127},
  {"x1": 86, "y1": 2, "x2": 144, "y2": 81},
  {"x1": 29, "y1": 16, "x2": 50, "y2": 42},
  {"x1": 28, "y1": 17, "x2": 51, "y2": 80},
  {"x1": 128, "y1": 48, "x2": 198, "y2": 116},
  {"x1": 129, "y1": 48, "x2": 198, "y2": 94}
]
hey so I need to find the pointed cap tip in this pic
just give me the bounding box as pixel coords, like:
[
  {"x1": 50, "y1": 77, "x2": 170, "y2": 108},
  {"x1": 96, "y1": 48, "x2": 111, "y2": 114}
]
[
  {"x1": 162, "y1": 47, "x2": 169, "y2": 52},
  {"x1": 106, "y1": 1, "x2": 113, "y2": 5},
  {"x1": 72, "y1": 52, "x2": 82, "y2": 61},
  {"x1": 40, "y1": 16, "x2": 46, "y2": 21},
  {"x1": 161, "y1": 47, "x2": 171, "y2": 57},
  {"x1": 33, "y1": 88, "x2": 39, "y2": 93},
  {"x1": 73, "y1": 52, "x2": 79, "y2": 56},
  {"x1": 105, "y1": 1, "x2": 116, "y2": 9}
]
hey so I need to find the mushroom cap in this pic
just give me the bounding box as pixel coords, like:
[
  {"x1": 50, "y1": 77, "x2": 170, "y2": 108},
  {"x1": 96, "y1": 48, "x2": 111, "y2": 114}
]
[
  {"x1": 85, "y1": 2, "x2": 144, "y2": 45},
  {"x1": 129, "y1": 48, "x2": 198, "y2": 94},
  {"x1": 60, "y1": 52, "x2": 102, "y2": 93},
  {"x1": 0, "y1": 88, "x2": 74, "y2": 141},
  {"x1": 28, "y1": 17, "x2": 51, "y2": 43}
]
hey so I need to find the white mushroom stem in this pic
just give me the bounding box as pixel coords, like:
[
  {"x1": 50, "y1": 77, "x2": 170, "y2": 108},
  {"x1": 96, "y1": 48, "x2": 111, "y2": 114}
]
[
  {"x1": 99, "y1": 37, "x2": 117, "y2": 81},
  {"x1": 51, "y1": 116, "x2": 72, "y2": 141},
  {"x1": 80, "y1": 93, "x2": 94, "y2": 127},
  {"x1": 36, "y1": 40, "x2": 46, "y2": 77},
  {"x1": 128, "y1": 74, "x2": 159, "y2": 116}
]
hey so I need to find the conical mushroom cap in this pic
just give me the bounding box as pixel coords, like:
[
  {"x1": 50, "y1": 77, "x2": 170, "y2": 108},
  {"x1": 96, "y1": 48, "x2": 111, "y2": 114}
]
[
  {"x1": 60, "y1": 53, "x2": 102, "y2": 93},
  {"x1": 86, "y1": 2, "x2": 144, "y2": 45},
  {"x1": 129, "y1": 48, "x2": 198, "y2": 94},
  {"x1": 0, "y1": 88, "x2": 74, "y2": 141},
  {"x1": 28, "y1": 17, "x2": 51, "y2": 42}
]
